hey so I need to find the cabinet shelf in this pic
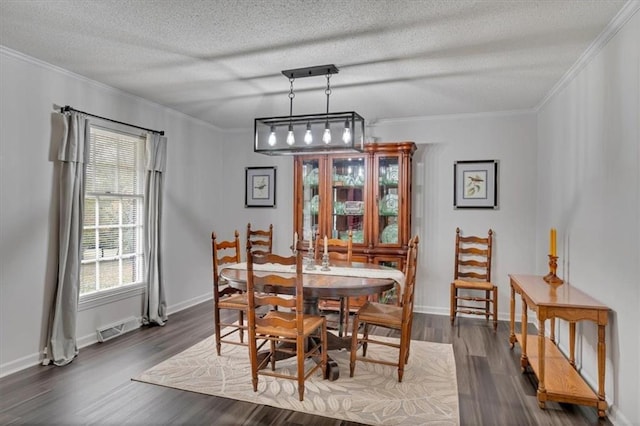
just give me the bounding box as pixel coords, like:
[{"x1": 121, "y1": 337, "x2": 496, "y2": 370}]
[
  {"x1": 333, "y1": 184, "x2": 364, "y2": 189},
  {"x1": 294, "y1": 142, "x2": 416, "y2": 270}
]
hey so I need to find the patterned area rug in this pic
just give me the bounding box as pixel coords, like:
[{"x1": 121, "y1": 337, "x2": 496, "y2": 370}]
[{"x1": 133, "y1": 333, "x2": 459, "y2": 425}]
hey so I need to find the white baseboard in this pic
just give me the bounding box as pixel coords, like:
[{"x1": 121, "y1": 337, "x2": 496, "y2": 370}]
[
  {"x1": 0, "y1": 293, "x2": 213, "y2": 379},
  {"x1": 414, "y1": 305, "x2": 516, "y2": 323}
]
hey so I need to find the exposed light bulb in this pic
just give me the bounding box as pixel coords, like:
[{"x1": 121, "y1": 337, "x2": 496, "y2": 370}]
[
  {"x1": 304, "y1": 122, "x2": 313, "y2": 144},
  {"x1": 342, "y1": 119, "x2": 351, "y2": 144},
  {"x1": 322, "y1": 122, "x2": 332, "y2": 144},
  {"x1": 286, "y1": 124, "x2": 295, "y2": 146},
  {"x1": 268, "y1": 126, "x2": 277, "y2": 146}
]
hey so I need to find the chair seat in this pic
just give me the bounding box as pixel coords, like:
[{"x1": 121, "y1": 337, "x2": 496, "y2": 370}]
[
  {"x1": 218, "y1": 293, "x2": 247, "y2": 309},
  {"x1": 356, "y1": 302, "x2": 402, "y2": 328},
  {"x1": 452, "y1": 279, "x2": 495, "y2": 291},
  {"x1": 256, "y1": 311, "x2": 324, "y2": 338}
]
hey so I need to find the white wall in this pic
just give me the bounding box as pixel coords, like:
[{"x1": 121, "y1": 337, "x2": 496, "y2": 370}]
[
  {"x1": 371, "y1": 112, "x2": 538, "y2": 318},
  {"x1": 536, "y1": 11, "x2": 639, "y2": 425},
  {"x1": 0, "y1": 48, "x2": 292, "y2": 376},
  {"x1": 217, "y1": 131, "x2": 295, "y2": 256}
]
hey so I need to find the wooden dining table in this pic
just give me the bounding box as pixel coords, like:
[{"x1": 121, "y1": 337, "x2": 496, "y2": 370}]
[{"x1": 219, "y1": 260, "x2": 401, "y2": 380}]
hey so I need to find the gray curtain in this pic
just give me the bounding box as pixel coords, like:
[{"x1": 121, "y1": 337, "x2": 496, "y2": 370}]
[
  {"x1": 44, "y1": 111, "x2": 89, "y2": 366},
  {"x1": 142, "y1": 133, "x2": 168, "y2": 325}
]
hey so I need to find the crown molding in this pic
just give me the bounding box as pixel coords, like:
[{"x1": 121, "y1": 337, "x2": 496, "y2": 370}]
[
  {"x1": 535, "y1": 1, "x2": 640, "y2": 111},
  {"x1": 0, "y1": 45, "x2": 224, "y2": 133},
  {"x1": 373, "y1": 108, "x2": 535, "y2": 126}
]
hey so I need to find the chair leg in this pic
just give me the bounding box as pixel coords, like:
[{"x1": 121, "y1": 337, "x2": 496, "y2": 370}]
[
  {"x1": 450, "y1": 284, "x2": 456, "y2": 325},
  {"x1": 249, "y1": 336, "x2": 259, "y2": 392},
  {"x1": 362, "y1": 323, "x2": 369, "y2": 357},
  {"x1": 485, "y1": 290, "x2": 490, "y2": 320},
  {"x1": 398, "y1": 335, "x2": 408, "y2": 383},
  {"x1": 297, "y1": 335, "x2": 305, "y2": 401},
  {"x1": 214, "y1": 304, "x2": 222, "y2": 356},
  {"x1": 344, "y1": 297, "x2": 350, "y2": 336},
  {"x1": 238, "y1": 310, "x2": 244, "y2": 343},
  {"x1": 321, "y1": 320, "x2": 328, "y2": 378},
  {"x1": 493, "y1": 287, "x2": 498, "y2": 331},
  {"x1": 270, "y1": 339, "x2": 276, "y2": 371},
  {"x1": 350, "y1": 314, "x2": 360, "y2": 377}
]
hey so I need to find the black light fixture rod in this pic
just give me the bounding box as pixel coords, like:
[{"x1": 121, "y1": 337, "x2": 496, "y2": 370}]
[
  {"x1": 289, "y1": 78, "x2": 295, "y2": 117},
  {"x1": 60, "y1": 105, "x2": 165, "y2": 135},
  {"x1": 282, "y1": 64, "x2": 339, "y2": 79},
  {"x1": 325, "y1": 74, "x2": 331, "y2": 115}
]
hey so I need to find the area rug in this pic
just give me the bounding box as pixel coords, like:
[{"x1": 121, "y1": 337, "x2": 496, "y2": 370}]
[{"x1": 133, "y1": 332, "x2": 459, "y2": 425}]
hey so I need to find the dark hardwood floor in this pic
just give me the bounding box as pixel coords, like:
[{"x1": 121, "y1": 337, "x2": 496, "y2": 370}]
[{"x1": 0, "y1": 302, "x2": 610, "y2": 425}]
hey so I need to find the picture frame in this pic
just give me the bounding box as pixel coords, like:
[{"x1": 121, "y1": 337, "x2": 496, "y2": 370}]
[
  {"x1": 454, "y1": 160, "x2": 498, "y2": 209},
  {"x1": 245, "y1": 166, "x2": 276, "y2": 208}
]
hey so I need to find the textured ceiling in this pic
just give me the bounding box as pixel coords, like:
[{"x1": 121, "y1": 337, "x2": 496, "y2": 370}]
[{"x1": 0, "y1": 0, "x2": 630, "y2": 130}]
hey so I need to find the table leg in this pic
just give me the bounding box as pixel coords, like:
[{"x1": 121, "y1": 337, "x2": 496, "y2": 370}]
[
  {"x1": 537, "y1": 317, "x2": 547, "y2": 409},
  {"x1": 520, "y1": 299, "x2": 529, "y2": 372},
  {"x1": 338, "y1": 297, "x2": 346, "y2": 337},
  {"x1": 569, "y1": 322, "x2": 576, "y2": 368},
  {"x1": 509, "y1": 284, "x2": 516, "y2": 349},
  {"x1": 597, "y1": 323, "x2": 608, "y2": 417}
]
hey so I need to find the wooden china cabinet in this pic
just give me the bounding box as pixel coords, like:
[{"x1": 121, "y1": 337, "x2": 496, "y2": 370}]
[{"x1": 293, "y1": 142, "x2": 416, "y2": 272}]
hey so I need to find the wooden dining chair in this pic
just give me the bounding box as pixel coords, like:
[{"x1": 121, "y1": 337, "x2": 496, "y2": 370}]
[
  {"x1": 212, "y1": 230, "x2": 247, "y2": 355},
  {"x1": 246, "y1": 246, "x2": 327, "y2": 401},
  {"x1": 246, "y1": 223, "x2": 273, "y2": 256},
  {"x1": 449, "y1": 228, "x2": 497, "y2": 331},
  {"x1": 349, "y1": 235, "x2": 419, "y2": 382},
  {"x1": 315, "y1": 230, "x2": 353, "y2": 336}
]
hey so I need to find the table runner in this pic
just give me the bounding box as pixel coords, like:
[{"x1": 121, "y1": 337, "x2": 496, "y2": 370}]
[{"x1": 226, "y1": 262, "x2": 405, "y2": 296}]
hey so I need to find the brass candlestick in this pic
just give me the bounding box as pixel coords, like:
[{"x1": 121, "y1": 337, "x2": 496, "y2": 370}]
[{"x1": 543, "y1": 254, "x2": 564, "y2": 285}]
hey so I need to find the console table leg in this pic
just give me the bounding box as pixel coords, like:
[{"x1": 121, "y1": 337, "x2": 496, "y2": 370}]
[
  {"x1": 537, "y1": 317, "x2": 547, "y2": 408},
  {"x1": 520, "y1": 300, "x2": 529, "y2": 372},
  {"x1": 569, "y1": 322, "x2": 576, "y2": 368},
  {"x1": 597, "y1": 323, "x2": 607, "y2": 417},
  {"x1": 509, "y1": 284, "x2": 516, "y2": 349}
]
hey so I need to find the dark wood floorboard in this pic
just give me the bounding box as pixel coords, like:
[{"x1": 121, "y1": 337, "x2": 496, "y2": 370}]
[{"x1": 0, "y1": 302, "x2": 612, "y2": 425}]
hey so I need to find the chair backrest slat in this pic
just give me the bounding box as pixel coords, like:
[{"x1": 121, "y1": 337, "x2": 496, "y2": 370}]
[
  {"x1": 212, "y1": 230, "x2": 241, "y2": 290},
  {"x1": 315, "y1": 230, "x2": 353, "y2": 261},
  {"x1": 247, "y1": 223, "x2": 273, "y2": 256},
  {"x1": 247, "y1": 248, "x2": 304, "y2": 330},
  {"x1": 453, "y1": 227, "x2": 492, "y2": 282}
]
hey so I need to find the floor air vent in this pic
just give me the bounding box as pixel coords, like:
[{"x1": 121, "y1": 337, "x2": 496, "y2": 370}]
[{"x1": 96, "y1": 316, "x2": 141, "y2": 342}]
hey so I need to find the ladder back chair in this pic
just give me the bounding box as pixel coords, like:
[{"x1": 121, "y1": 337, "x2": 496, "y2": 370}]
[
  {"x1": 349, "y1": 235, "x2": 419, "y2": 382},
  {"x1": 315, "y1": 230, "x2": 353, "y2": 336},
  {"x1": 450, "y1": 227, "x2": 498, "y2": 331},
  {"x1": 212, "y1": 230, "x2": 247, "y2": 355},
  {"x1": 246, "y1": 223, "x2": 273, "y2": 256},
  {"x1": 246, "y1": 247, "x2": 327, "y2": 402}
]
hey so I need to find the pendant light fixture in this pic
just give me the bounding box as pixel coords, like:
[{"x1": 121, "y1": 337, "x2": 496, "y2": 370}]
[{"x1": 254, "y1": 64, "x2": 365, "y2": 155}]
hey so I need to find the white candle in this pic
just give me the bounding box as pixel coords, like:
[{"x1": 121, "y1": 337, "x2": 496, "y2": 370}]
[{"x1": 324, "y1": 235, "x2": 328, "y2": 255}]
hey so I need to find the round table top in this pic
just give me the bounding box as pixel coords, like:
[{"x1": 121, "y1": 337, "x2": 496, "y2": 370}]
[{"x1": 219, "y1": 261, "x2": 396, "y2": 299}]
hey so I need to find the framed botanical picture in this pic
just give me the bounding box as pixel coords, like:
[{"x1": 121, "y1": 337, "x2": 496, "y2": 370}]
[
  {"x1": 454, "y1": 160, "x2": 498, "y2": 209},
  {"x1": 245, "y1": 166, "x2": 276, "y2": 208}
]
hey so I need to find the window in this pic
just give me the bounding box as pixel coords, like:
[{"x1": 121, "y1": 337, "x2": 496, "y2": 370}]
[{"x1": 80, "y1": 126, "x2": 145, "y2": 296}]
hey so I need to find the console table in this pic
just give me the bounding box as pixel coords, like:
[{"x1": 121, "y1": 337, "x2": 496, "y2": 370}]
[{"x1": 508, "y1": 274, "x2": 609, "y2": 417}]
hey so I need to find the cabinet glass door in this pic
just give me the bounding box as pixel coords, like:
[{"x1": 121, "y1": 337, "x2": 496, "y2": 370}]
[
  {"x1": 377, "y1": 155, "x2": 400, "y2": 245},
  {"x1": 329, "y1": 156, "x2": 366, "y2": 245},
  {"x1": 301, "y1": 158, "x2": 321, "y2": 242}
]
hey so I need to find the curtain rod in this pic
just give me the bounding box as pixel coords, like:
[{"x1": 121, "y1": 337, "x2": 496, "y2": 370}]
[{"x1": 61, "y1": 105, "x2": 165, "y2": 136}]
